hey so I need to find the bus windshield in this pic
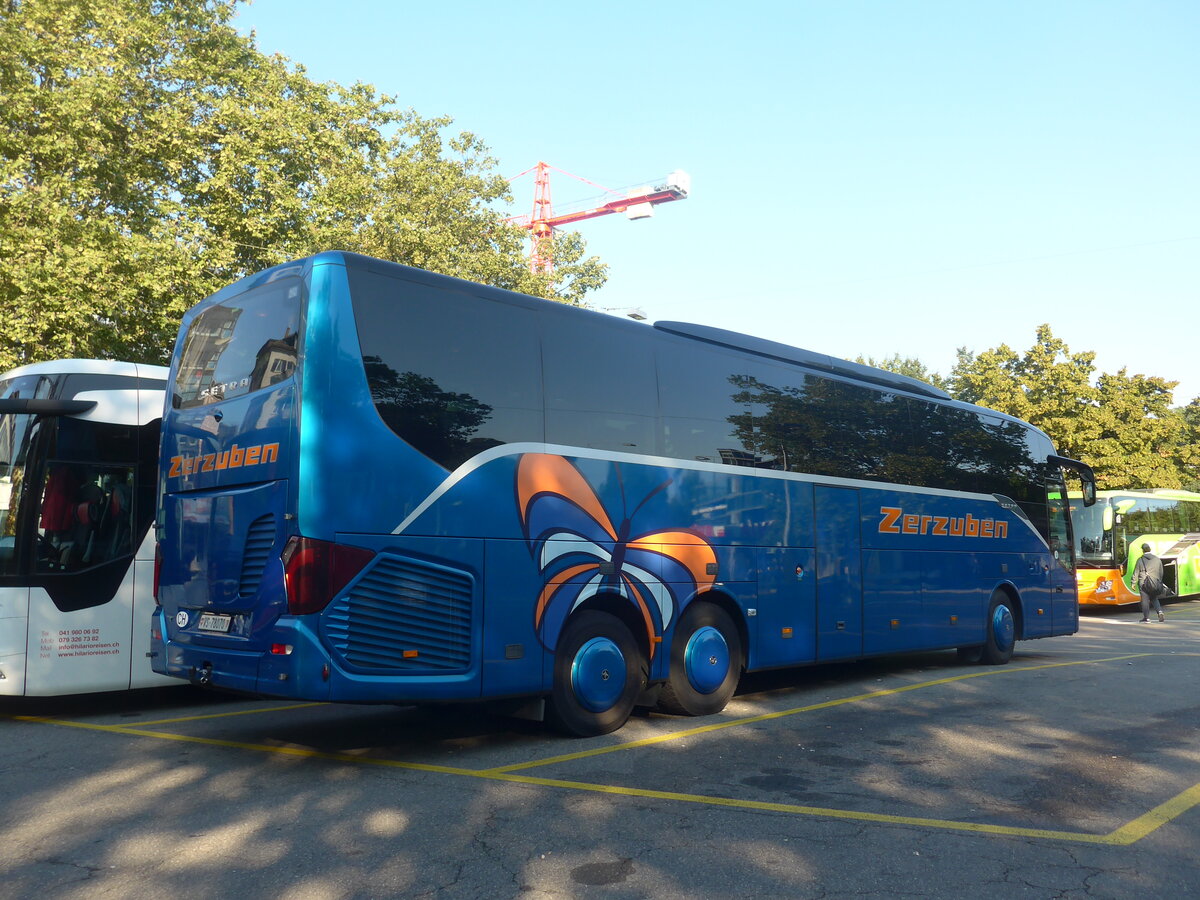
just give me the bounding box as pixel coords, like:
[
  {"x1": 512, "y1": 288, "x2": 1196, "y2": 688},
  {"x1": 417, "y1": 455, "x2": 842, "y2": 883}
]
[
  {"x1": 0, "y1": 374, "x2": 48, "y2": 574},
  {"x1": 1069, "y1": 497, "x2": 1114, "y2": 567}
]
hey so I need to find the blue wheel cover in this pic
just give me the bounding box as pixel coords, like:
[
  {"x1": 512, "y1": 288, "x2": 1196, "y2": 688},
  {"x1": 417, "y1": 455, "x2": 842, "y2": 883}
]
[
  {"x1": 684, "y1": 625, "x2": 729, "y2": 695},
  {"x1": 571, "y1": 636, "x2": 627, "y2": 713},
  {"x1": 991, "y1": 604, "x2": 1015, "y2": 652}
]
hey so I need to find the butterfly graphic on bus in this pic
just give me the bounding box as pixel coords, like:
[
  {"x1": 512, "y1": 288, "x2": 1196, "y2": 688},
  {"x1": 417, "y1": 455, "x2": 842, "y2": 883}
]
[{"x1": 516, "y1": 453, "x2": 717, "y2": 658}]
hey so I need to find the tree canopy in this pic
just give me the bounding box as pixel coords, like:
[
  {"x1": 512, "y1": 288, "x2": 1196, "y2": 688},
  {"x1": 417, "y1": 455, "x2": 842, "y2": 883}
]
[
  {"x1": 868, "y1": 325, "x2": 1198, "y2": 491},
  {"x1": 0, "y1": 0, "x2": 605, "y2": 371}
]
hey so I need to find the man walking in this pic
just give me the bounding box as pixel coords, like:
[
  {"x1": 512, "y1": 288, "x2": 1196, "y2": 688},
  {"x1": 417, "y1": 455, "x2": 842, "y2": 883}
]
[{"x1": 1134, "y1": 543, "x2": 1166, "y2": 623}]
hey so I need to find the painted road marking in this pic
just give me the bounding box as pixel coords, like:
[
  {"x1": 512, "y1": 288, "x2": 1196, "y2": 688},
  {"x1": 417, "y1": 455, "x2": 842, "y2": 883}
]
[
  {"x1": 13, "y1": 652, "x2": 1200, "y2": 846},
  {"x1": 483, "y1": 654, "x2": 1152, "y2": 773},
  {"x1": 131, "y1": 702, "x2": 324, "y2": 727}
]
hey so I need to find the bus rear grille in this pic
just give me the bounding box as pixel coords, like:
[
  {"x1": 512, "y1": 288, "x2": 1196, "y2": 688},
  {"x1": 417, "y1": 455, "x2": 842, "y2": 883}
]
[
  {"x1": 324, "y1": 555, "x2": 473, "y2": 671},
  {"x1": 238, "y1": 514, "x2": 276, "y2": 598}
]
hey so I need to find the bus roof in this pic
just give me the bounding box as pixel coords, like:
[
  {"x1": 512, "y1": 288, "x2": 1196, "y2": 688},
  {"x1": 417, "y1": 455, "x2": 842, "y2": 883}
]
[
  {"x1": 1069, "y1": 488, "x2": 1200, "y2": 502},
  {"x1": 193, "y1": 251, "x2": 1049, "y2": 436},
  {"x1": 0, "y1": 358, "x2": 169, "y2": 382}
]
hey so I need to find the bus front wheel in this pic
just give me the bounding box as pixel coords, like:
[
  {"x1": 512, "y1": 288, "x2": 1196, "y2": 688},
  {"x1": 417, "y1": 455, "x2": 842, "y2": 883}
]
[
  {"x1": 548, "y1": 610, "x2": 643, "y2": 737},
  {"x1": 658, "y1": 602, "x2": 743, "y2": 717},
  {"x1": 982, "y1": 593, "x2": 1017, "y2": 665},
  {"x1": 956, "y1": 645, "x2": 984, "y2": 665}
]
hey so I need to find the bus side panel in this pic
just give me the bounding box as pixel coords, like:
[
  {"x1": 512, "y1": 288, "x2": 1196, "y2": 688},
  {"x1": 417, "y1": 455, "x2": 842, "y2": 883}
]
[
  {"x1": 815, "y1": 486, "x2": 864, "y2": 661},
  {"x1": 752, "y1": 547, "x2": 817, "y2": 668},
  {"x1": 921, "y1": 551, "x2": 988, "y2": 648},
  {"x1": 1051, "y1": 560, "x2": 1078, "y2": 635},
  {"x1": 1022, "y1": 562, "x2": 1056, "y2": 639},
  {"x1": 300, "y1": 260, "x2": 450, "y2": 542},
  {"x1": 483, "y1": 538, "x2": 547, "y2": 698},
  {"x1": 862, "y1": 549, "x2": 924, "y2": 654},
  {"x1": 25, "y1": 586, "x2": 131, "y2": 694},
  {"x1": 0, "y1": 586, "x2": 29, "y2": 695},
  {"x1": 129, "y1": 537, "x2": 174, "y2": 689},
  {"x1": 1180, "y1": 544, "x2": 1200, "y2": 597}
]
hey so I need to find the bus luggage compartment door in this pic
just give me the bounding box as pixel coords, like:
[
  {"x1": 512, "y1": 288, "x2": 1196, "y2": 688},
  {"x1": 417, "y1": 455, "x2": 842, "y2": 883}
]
[{"x1": 815, "y1": 486, "x2": 863, "y2": 661}]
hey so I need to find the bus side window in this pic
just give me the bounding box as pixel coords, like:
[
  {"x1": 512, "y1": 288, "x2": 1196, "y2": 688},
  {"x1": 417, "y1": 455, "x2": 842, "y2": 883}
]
[
  {"x1": 34, "y1": 414, "x2": 140, "y2": 574},
  {"x1": 38, "y1": 464, "x2": 137, "y2": 573}
]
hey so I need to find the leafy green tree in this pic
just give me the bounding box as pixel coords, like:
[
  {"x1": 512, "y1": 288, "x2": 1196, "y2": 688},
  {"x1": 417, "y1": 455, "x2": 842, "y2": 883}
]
[
  {"x1": 949, "y1": 324, "x2": 1101, "y2": 464},
  {"x1": 854, "y1": 353, "x2": 950, "y2": 391},
  {"x1": 945, "y1": 324, "x2": 1200, "y2": 490},
  {"x1": 361, "y1": 356, "x2": 495, "y2": 469},
  {"x1": 1177, "y1": 399, "x2": 1200, "y2": 491},
  {"x1": 0, "y1": 0, "x2": 604, "y2": 371},
  {"x1": 1089, "y1": 370, "x2": 1184, "y2": 488}
]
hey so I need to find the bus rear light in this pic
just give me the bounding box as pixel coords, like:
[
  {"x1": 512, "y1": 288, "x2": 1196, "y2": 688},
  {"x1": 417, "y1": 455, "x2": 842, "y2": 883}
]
[
  {"x1": 281, "y1": 536, "x2": 375, "y2": 616},
  {"x1": 271, "y1": 643, "x2": 293, "y2": 655}
]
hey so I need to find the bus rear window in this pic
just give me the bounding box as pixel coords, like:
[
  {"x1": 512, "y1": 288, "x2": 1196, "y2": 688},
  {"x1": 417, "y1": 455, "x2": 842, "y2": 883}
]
[{"x1": 173, "y1": 277, "x2": 303, "y2": 409}]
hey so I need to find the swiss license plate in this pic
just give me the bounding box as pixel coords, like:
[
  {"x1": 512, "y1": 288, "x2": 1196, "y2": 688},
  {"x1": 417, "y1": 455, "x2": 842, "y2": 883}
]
[{"x1": 197, "y1": 613, "x2": 232, "y2": 633}]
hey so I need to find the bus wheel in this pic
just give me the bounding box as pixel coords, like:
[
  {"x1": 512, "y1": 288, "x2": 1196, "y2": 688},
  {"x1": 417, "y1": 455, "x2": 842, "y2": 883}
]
[
  {"x1": 982, "y1": 593, "x2": 1016, "y2": 665},
  {"x1": 548, "y1": 611, "x2": 643, "y2": 737},
  {"x1": 956, "y1": 645, "x2": 984, "y2": 665},
  {"x1": 658, "y1": 603, "x2": 743, "y2": 717}
]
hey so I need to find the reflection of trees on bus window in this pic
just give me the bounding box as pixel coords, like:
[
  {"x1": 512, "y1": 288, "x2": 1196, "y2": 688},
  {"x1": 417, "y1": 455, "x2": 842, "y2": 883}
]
[
  {"x1": 726, "y1": 373, "x2": 1041, "y2": 499},
  {"x1": 362, "y1": 356, "x2": 495, "y2": 470}
]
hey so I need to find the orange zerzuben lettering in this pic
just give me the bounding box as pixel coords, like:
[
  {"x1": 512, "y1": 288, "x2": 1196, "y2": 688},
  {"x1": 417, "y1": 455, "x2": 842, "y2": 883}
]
[
  {"x1": 877, "y1": 506, "x2": 1008, "y2": 539},
  {"x1": 168, "y1": 442, "x2": 280, "y2": 479}
]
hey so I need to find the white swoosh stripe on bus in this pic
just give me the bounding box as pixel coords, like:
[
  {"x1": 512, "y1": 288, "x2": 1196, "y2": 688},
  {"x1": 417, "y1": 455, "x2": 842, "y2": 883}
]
[{"x1": 391, "y1": 442, "x2": 1048, "y2": 550}]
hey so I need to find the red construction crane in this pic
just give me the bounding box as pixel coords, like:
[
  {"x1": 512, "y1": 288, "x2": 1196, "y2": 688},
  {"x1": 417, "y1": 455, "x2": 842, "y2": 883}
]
[{"x1": 508, "y1": 162, "x2": 690, "y2": 274}]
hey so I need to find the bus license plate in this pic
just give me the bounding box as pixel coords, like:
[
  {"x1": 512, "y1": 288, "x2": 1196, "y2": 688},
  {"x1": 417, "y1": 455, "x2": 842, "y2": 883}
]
[{"x1": 197, "y1": 613, "x2": 232, "y2": 633}]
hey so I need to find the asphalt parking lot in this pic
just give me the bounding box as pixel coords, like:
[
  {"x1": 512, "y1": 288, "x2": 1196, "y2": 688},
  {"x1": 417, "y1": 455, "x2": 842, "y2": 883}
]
[{"x1": 3, "y1": 601, "x2": 1199, "y2": 900}]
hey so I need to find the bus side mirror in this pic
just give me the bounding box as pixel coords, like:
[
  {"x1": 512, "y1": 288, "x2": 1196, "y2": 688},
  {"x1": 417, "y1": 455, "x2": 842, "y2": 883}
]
[
  {"x1": 1103, "y1": 506, "x2": 1113, "y2": 531},
  {"x1": 1048, "y1": 454, "x2": 1096, "y2": 507}
]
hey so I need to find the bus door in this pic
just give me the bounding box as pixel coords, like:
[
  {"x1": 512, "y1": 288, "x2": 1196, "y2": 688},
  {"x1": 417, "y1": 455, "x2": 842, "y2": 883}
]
[
  {"x1": 815, "y1": 485, "x2": 863, "y2": 660},
  {"x1": 1048, "y1": 456, "x2": 1093, "y2": 634}
]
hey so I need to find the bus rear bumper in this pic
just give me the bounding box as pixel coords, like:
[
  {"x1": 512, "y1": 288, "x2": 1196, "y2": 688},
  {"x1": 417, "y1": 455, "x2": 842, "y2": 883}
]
[{"x1": 152, "y1": 615, "x2": 482, "y2": 703}]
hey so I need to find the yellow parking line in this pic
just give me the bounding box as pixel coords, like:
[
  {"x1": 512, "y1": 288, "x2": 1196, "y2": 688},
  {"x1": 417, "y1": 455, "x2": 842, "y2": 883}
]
[
  {"x1": 1108, "y1": 782, "x2": 1200, "y2": 845},
  {"x1": 15, "y1": 712, "x2": 1197, "y2": 845},
  {"x1": 131, "y1": 702, "x2": 324, "y2": 726},
  {"x1": 12, "y1": 717, "x2": 476, "y2": 776},
  {"x1": 483, "y1": 654, "x2": 1151, "y2": 774}
]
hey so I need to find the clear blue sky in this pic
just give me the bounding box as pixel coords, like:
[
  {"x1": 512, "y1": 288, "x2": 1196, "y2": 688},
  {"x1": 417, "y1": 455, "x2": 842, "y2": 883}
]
[{"x1": 233, "y1": 0, "x2": 1199, "y2": 404}]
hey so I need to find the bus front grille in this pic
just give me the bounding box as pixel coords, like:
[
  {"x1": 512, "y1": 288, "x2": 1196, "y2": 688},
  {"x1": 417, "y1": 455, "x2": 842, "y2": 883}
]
[{"x1": 324, "y1": 555, "x2": 473, "y2": 671}]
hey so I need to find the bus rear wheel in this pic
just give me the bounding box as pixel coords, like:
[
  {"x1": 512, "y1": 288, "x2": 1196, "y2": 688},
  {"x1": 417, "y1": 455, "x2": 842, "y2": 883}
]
[
  {"x1": 547, "y1": 610, "x2": 643, "y2": 737},
  {"x1": 658, "y1": 602, "x2": 742, "y2": 717},
  {"x1": 982, "y1": 592, "x2": 1016, "y2": 665}
]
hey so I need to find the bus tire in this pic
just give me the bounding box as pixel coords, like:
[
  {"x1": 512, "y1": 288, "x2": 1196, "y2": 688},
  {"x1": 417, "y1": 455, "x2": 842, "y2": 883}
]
[
  {"x1": 658, "y1": 603, "x2": 742, "y2": 717},
  {"x1": 956, "y1": 645, "x2": 984, "y2": 665},
  {"x1": 982, "y1": 592, "x2": 1016, "y2": 665},
  {"x1": 547, "y1": 610, "x2": 643, "y2": 737}
]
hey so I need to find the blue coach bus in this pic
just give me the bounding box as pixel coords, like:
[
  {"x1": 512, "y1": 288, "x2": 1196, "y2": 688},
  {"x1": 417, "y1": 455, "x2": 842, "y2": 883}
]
[{"x1": 152, "y1": 252, "x2": 1096, "y2": 735}]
